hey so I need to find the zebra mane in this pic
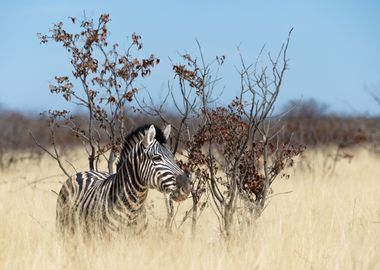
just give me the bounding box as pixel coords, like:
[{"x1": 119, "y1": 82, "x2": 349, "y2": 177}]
[{"x1": 116, "y1": 124, "x2": 167, "y2": 171}]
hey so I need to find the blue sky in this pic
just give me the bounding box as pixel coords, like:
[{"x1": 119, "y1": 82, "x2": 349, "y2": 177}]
[{"x1": 0, "y1": 0, "x2": 379, "y2": 115}]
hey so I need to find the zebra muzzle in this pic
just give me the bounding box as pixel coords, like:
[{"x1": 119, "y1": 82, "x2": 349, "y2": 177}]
[
  {"x1": 170, "y1": 174, "x2": 191, "y2": 201},
  {"x1": 177, "y1": 174, "x2": 191, "y2": 193}
]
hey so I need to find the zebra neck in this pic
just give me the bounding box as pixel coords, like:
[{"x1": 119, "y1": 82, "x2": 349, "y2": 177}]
[{"x1": 113, "y1": 154, "x2": 148, "y2": 209}]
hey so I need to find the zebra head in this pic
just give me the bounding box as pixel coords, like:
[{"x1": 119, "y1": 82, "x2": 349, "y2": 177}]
[{"x1": 140, "y1": 125, "x2": 191, "y2": 202}]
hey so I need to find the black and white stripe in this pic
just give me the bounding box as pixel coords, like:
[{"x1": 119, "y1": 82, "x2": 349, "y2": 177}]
[{"x1": 56, "y1": 124, "x2": 191, "y2": 236}]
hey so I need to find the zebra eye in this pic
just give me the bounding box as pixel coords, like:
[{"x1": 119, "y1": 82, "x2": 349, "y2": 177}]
[{"x1": 152, "y1": 155, "x2": 162, "y2": 161}]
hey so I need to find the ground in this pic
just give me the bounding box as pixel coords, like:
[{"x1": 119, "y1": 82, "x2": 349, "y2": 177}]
[{"x1": 0, "y1": 147, "x2": 379, "y2": 269}]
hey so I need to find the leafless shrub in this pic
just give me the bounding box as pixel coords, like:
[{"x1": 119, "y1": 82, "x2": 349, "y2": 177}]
[
  {"x1": 142, "y1": 30, "x2": 305, "y2": 237},
  {"x1": 35, "y1": 14, "x2": 159, "y2": 174}
]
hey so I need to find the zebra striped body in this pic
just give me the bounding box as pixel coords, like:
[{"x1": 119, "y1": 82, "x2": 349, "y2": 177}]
[{"x1": 56, "y1": 124, "x2": 191, "y2": 236}]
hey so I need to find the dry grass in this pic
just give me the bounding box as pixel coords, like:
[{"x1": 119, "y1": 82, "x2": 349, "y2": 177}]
[{"x1": 0, "y1": 147, "x2": 379, "y2": 269}]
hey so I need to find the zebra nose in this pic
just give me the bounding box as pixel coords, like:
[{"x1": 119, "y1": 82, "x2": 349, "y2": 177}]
[{"x1": 176, "y1": 174, "x2": 191, "y2": 194}]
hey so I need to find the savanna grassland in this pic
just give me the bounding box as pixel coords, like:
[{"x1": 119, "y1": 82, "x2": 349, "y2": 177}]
[{"x1": 0, "y1": 147, "x2": 379, "y2": 270}]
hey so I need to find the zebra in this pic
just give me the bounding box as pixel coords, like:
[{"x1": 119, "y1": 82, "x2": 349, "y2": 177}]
[{"x1": 56, "y1": 124, "x2": 191, "y2": 237}]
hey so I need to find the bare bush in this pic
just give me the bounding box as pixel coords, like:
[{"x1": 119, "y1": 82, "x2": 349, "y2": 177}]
[
  {"x1": 36, "y1": 14, "x2": 159, "y2": 174},
  {"x1": 142, "y1": 30, "x2": 305, "y2": 237}
]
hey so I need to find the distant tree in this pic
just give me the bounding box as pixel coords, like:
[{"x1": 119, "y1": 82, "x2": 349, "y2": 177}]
[
  {"x1": 367, "y1": 82, "x2": 380, "y2": 114},
  {"x1": 283, "y1": 98, "x2": 329, "y2": 118}
]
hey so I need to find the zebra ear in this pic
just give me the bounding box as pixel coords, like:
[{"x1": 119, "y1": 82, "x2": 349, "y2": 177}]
[
  {"x1": 163, "y1": 125, "x2": 171, "y2": 141},
  {"x1": 143, "y1": 125, "x2": 156, "y2": 146}
]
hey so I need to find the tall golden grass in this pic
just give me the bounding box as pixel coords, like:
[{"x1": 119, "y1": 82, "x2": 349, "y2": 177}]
[{"x1": 0, "y1": 148, "x2": 379, "y2": 269}]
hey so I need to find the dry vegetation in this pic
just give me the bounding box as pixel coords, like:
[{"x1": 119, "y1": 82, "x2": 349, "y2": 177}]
[
  {"x1": 1, "y1": 13, "x2": 379, "y2": 270},
  {"x1": 0, "y1": 147, "x2": 379, "y2": 269}
]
